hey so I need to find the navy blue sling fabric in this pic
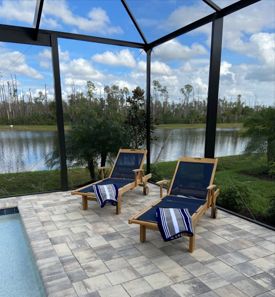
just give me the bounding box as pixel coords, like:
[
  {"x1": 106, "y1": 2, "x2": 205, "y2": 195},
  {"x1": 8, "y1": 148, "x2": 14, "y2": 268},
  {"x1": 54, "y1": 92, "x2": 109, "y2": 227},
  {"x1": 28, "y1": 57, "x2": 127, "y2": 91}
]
[
  {"x1": 138, "y1": 195, "x2": 205, "y2": 223},
  {"x1": 111, "y1": 152, "x2": 144, "y2": 179},
  {"x1": 170, "y1": 162, "x2": 214, "y2": 200},
  {"x1": 79, "y1": 178, "x2": 134, "y2": 193}
]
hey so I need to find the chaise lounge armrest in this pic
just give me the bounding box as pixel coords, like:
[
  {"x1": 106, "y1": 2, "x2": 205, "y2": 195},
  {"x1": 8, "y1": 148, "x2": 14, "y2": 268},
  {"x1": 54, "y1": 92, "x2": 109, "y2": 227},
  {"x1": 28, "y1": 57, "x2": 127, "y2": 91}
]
[
  {"x1": 133, "y1": 169, "x2": 152, "y2": 187},
  {"x1": 206, "y1": 184, "x2": 220, "y2": 208},
  {"x1": 133, "y1": 169, "x2": 144, "y2": 186},
  {"x1": 156, "y1": 179, "x2": 170, "y2": 198},
  {"x1": 207, "y1": 184, "x2": 217, "y2": 190}
]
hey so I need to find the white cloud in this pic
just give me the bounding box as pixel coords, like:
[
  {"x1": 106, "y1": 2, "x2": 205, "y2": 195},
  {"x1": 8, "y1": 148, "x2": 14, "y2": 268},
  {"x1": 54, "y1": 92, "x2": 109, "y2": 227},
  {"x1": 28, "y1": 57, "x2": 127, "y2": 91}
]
[
  {"x1": 42, "y1": 17, "x2": 61, "y2": 30},
  {"x1": 42, "y1": 0, "x2": 122, "y2": 35},
  {"x1": 220, "y1": 61, "x2": 235, "y2": 84},
  {"x1": 161, "y1": 3, "x2": 213, "y2": 32},
  {"x1": 158, "y1": 0, "x2": 274, "y2": 61},
  {"x1": 249, "y1": 32, "x2": 275, "y2": 65},
  {"x1": 0, "y1": 48, "x2": 43, "y2": 80},
  {"x1": 137, "y1": 61, "x2": 172, "y2": 75},
  {"x1": 154, "y1": 40, "x2": 207, "y2": 61},
  {"x1": 219, "y1": 62, "x2": 275, "y2": 105},
  {"x1": 0, "y1": 0, "x2": 123, "y2": 35},
  {"x1": 92, "y1": 49, "x2": 136, "y2": 68},
  {"x1": 38, "y1": 48, "x2": 70, "y2": 68},
  {"x1": 0, "y1": 0, "x2": 35, "y2": 24},
  {"x1": 61, "y1": 58, "x2": 103, "y2": 80}
]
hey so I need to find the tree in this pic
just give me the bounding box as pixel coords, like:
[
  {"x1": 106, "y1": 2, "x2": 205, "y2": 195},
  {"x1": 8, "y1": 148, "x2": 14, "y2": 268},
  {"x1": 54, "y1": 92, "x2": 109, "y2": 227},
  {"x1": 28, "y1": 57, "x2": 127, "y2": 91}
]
[
  {"x1": 125, "y1": 87, "x2": 147, "y2": 148},
  {"x1": 47, "y1": 83, "x2": 130, "y2": 179},
  {"x1": 180, "y1": 84, "x2": 193, "y2": 105},
  {"x1": 243, "y1": 107, "x2": 275, "y2": 165}
]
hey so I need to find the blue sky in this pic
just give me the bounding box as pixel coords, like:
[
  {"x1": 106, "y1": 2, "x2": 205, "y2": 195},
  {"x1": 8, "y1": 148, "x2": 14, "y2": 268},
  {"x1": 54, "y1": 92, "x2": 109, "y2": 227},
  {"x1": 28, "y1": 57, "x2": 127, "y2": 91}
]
[{"x1": 0, "y1": 0, "x2": 274, "y2": 106}]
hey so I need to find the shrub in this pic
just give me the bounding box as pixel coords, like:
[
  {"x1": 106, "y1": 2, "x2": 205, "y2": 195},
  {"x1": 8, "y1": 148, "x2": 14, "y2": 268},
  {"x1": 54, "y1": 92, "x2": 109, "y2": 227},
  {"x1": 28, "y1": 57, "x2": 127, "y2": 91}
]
[
  {"x1": 218, "y1": 182, "x2": 252, "y2": 213},
  {"x1": 266, "y1": 197, "x2": 275, "y2": 226},
  {"x1": 268, "y1": 162, "x2": 275, "y2": 178}
]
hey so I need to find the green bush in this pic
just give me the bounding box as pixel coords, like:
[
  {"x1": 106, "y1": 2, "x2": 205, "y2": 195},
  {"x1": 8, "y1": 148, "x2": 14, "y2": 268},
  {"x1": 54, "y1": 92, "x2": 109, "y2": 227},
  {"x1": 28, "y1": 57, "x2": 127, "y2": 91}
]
[
  {"x1": 266, "y1": 197, "x2": 275, "y2": 226},
  {"x1": 268, "y1": 162, "x2": 275, "y2": 178},
  {"x1": 218, "y1": 182, "x2": 252, "y2": 213}
]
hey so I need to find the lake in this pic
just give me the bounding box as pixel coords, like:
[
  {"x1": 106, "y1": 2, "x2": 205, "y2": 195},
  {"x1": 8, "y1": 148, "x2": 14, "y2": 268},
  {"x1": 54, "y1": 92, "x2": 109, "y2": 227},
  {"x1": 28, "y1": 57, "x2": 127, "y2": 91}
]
[{"x1": 0, "y1": 128, "x2": 249, "y2": 173}]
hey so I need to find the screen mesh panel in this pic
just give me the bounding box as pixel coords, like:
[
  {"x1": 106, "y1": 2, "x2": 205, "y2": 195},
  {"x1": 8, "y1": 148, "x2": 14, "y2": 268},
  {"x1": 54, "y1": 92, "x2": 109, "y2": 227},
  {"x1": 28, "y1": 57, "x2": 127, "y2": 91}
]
[
  {"x1": 170, "y1": 162, "x2": 214, "y2": 200},
  {"x1": 111, "y1": 152, "x2": 144, "y2": 179}
]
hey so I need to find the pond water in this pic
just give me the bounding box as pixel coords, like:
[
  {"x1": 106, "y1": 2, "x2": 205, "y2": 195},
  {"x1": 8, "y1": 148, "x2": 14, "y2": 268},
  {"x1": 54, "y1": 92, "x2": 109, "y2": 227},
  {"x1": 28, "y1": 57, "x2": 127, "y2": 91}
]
[
  {"x1": 0, "y1": 128, "x2": 249, "y2": 173},
  {"x1": 151, "y1": 128, "x2": 249, "y2": 162}
]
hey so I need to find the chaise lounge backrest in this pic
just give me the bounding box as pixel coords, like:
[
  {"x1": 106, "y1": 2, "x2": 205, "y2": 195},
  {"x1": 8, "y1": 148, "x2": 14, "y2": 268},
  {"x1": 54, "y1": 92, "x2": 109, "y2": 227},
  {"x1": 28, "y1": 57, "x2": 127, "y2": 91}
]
[
  {"x1": 168, "y1": 157, "x2": 218, "y2": 200},
  {"x1": 110, "y1": 149, "x2": 146, "y2": 180}
]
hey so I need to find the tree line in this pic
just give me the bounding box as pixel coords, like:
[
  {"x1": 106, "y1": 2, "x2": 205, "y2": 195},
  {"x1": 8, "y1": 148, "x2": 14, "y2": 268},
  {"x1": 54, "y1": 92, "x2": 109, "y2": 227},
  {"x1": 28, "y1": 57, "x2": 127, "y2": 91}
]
[
  {"x1": 0, "y1": 78, "x2": 265, "y2": 125},
  {"x1": 1, "y1": 77, "x2": 274, "y2": 179}
]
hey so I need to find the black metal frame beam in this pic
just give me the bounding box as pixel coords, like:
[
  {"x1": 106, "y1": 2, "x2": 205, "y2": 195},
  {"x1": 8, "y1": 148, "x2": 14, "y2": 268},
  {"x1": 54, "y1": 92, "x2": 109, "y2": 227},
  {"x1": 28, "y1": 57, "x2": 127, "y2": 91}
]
[
  {"x1": 0, "y1": 24, "x2": 145, "y2": 49},
  {"x1": 121, "y1": 0, "x2": 147, "y2": 44},
  {"x1": 51, "y1": 34, "x2": 68, "y2": 190},
  {"x1": 0, "y1": 24, "x2": 50, "y2": 46},
  {"x1": 33, "y1": 0, "x2": 44, "y2": 40},
  {"x1": 205, "y1": 17, "x2": 223, "y2": 158},
  {"x1": 146, "y1": 49, "x2": 152, "y2": 174},
  {"x1": 149, "y1": 0, "x2": 260, "y2": 49},
  {"x1": 56, "y1": 30, "x2": 144, "y2": 48},
  {"x1": 202, "y1": 0, "x2": 221, "y2": 11}
]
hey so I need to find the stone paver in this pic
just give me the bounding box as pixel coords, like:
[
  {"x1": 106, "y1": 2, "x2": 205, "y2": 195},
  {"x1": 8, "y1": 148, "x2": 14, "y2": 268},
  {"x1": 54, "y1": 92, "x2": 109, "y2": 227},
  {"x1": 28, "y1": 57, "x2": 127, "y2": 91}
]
[{"x1": 0, "y1": 183, "x2": 274, "y2": 296}]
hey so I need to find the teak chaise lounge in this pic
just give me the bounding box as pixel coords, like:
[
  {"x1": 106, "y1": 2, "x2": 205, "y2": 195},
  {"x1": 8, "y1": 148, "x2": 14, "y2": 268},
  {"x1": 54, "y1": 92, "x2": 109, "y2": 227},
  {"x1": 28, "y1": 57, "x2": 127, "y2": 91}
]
[
  {"x1": 129, "y1": 157, "x2": 220, "y2": 252},
  {"x1": 71, "y1": 149, "x2": 152, "y2": 214}
]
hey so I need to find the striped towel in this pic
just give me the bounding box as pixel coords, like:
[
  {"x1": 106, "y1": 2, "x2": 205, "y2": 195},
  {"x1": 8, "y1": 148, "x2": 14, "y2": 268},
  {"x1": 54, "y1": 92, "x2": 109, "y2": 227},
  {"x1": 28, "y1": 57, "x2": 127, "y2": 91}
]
[
  {"x1": 156, "y1": 208, "x2": 193, "y2": 241},
  {"x1": 92, "y1": 184, "x2": 118, "y2": 208}
]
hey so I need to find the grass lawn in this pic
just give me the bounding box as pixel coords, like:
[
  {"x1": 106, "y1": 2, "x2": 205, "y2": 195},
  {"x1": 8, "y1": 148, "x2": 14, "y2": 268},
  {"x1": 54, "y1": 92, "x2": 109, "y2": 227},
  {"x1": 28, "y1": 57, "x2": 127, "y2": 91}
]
[
  {"x1": 0, "y1": 125, "x2": 69, "y2": 131},
  {"x1": 0, "y1": 123, "x2": 242, "y2": 131},
  {"x1": 0, "y1": 168, "x2": 91, "y2": 198},
  {"x1": 157, "y1": 123, "x2": 243, "y2": 129}
]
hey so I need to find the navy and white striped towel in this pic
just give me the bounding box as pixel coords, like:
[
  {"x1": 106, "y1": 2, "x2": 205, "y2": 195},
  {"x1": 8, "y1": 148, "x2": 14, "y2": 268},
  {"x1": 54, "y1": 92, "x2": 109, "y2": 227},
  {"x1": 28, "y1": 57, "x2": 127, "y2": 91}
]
[
  {"x1": 156, "y1": 208, "x2": 193, "y2": 241},
  {"x1": 92, "y1": 184, "x2": 118, "y2": 208}
]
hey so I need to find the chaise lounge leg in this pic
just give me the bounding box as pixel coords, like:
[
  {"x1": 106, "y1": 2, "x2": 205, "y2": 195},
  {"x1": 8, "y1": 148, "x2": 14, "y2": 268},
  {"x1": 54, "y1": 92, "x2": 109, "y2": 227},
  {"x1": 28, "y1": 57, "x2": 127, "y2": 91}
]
[
  {"x1": 82, "y1": 196, "x2": 88, "y2": 210},
  {"x1": 116, "y1": 195, "x2": 122, "y2": 215},
  {"x1": 211, "y1": 204, "x2": 217, "y2": 219},
  {"x1": 189, "y1": 235, "x2": 195, "y2": 253},
  {"x1": 140, "y1": 225, "x2": 146, "y2": 242},
  {"x1": 142, "y1": 180, "x2": 149, "y2": 195}
]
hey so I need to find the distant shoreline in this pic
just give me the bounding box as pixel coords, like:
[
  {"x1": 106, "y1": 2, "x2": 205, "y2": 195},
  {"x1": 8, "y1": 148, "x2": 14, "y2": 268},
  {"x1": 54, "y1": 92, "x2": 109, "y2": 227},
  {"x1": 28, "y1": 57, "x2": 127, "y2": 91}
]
[
  {"x1": 0, "y1": 123, "x2": 243, "y2": 131},
  {"x1": 157, "y1": 123, "x2": 243, "y2": 129}
]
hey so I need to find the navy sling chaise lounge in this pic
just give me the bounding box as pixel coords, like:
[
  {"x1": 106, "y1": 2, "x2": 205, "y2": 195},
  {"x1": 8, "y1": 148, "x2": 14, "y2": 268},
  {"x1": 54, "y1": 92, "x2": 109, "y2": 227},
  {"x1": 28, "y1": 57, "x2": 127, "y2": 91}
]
[
  {"x1": 129, "y1": 157, "x2": 220, "y2": 252},
  {"x1": 71, "y1": 149, "x2": 152, "y2": 214}
]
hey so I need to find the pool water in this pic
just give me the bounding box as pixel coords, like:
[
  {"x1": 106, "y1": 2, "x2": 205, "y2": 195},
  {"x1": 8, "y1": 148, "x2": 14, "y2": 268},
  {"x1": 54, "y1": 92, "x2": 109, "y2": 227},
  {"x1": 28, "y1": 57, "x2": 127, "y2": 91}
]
[{"x1": 0, "y1": 213, "x2": 46, "y2": 297}]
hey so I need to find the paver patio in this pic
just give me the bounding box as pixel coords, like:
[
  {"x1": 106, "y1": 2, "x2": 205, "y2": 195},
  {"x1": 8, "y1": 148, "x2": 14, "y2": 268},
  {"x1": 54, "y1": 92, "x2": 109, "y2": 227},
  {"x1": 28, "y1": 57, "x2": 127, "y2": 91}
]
[{"x1": 0, "y1": 183, "x2": 274, "y2": 297}]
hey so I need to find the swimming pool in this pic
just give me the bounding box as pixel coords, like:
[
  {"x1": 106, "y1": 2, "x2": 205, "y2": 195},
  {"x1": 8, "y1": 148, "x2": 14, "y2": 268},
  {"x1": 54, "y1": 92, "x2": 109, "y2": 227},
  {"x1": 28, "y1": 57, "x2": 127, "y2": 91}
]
[{"x1": 0, "y1": 211, "x2": 46, "y2": 297}]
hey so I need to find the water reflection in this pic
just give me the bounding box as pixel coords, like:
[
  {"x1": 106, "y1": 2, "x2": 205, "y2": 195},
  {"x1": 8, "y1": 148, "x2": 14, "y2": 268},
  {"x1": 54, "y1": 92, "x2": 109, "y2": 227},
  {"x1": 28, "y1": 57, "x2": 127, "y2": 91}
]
[
  {"x1": 0, "y1": 131, "x2": 57, "y2": 173},
  {"x1": 151, "y1": 128, "x2": 249, "y2": 162},
  {"x1": 0, "y1": 128, "x2": 249, "y2": 173}
]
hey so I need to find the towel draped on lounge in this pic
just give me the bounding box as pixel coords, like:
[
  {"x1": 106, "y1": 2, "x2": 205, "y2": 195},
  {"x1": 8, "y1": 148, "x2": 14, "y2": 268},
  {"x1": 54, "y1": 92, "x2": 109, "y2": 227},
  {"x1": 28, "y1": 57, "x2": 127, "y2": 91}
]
[
  {"x1": 156, "y1": 207, "x2": 193, "y2": 241},
  {"x1": 92, "y1": 184, "x2": 118, "y2": 208}
]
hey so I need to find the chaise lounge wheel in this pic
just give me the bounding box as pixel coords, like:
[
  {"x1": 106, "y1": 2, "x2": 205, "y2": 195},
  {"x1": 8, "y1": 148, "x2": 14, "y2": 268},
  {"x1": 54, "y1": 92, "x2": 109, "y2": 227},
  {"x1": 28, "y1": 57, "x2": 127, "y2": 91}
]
[
  {"x1": 143, "y1": 186, "x2": 149, "y2": 195},
  {"x1": 211, "y1": 206, "x2": 217, "y2": 219}
]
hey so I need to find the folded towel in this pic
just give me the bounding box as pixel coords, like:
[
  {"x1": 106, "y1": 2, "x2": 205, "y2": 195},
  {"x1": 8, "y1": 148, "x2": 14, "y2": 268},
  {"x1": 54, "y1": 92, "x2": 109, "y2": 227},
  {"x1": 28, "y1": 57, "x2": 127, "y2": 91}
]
[
  {"x1": 156, "y1": 207, "x2": 193, "y2": 241},
  {"x1": 93, "y1": 184, "x2": 118, "y2": 208}
]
